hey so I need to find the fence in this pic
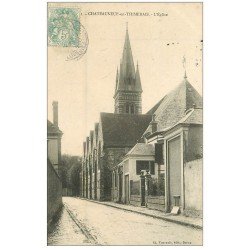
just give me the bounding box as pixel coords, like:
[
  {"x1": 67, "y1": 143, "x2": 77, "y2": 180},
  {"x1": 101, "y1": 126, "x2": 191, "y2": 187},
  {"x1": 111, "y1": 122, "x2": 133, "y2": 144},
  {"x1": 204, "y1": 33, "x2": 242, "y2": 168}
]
[{"x1": 129, "y1": 177, "x2": 166, "y2": 211}]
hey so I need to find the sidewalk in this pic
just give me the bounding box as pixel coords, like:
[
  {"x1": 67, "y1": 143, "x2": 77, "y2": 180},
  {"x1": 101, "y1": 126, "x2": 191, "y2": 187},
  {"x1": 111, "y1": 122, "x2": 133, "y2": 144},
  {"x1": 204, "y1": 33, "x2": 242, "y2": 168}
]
[{"x1": 78, "y1": 197, "x2": 202, "y2": 230}]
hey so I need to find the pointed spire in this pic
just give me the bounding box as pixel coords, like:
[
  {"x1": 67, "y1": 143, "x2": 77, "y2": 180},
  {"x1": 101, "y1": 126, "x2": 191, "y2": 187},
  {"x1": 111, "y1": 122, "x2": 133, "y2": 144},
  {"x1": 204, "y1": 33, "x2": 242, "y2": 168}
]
[
  {"x1": 115, "y1": 25, "x2": 142, "y2": 96},
  {"x1": 183, "y1": 55, "x2": 187, "y2": 79},
  {"x1": 114, "y1": 25, "x2": 143, "y2": 114},
  {"x1": 115, "y1": 67, "x2": 119, "y2": 91},
  {"x1": 184, "y1": 70, "x2": 187, "y2": 79},
  {"x1": 120, "y1": 23, "x2": 136, "y2": 88},
  {"x1": 135, "y1": 61, "x2": 142, "y2": 92}
]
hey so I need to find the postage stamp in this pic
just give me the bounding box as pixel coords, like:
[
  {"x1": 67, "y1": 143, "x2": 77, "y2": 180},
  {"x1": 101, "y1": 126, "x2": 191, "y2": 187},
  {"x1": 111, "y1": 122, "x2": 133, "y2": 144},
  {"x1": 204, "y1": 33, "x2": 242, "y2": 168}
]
[
  {"x1": 48, "y1": 7, "x2": 88, "y2": 60},
  {"x1": 48, "y1": 8, "x2": 81, "y2": 47}
]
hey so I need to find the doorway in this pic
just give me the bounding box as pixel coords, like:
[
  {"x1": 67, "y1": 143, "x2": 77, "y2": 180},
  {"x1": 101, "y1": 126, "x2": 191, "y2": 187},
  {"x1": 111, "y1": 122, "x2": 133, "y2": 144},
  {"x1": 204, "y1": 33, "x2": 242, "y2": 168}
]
[{"x1": 168, "y1": 136, "x2": 181, "y2": 211}]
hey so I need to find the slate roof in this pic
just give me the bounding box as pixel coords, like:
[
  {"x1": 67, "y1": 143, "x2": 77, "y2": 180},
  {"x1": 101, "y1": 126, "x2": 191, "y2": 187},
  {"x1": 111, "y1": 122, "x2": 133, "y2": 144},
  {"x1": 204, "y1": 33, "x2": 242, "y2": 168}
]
[
  {"x1": 145, "y1": 77, "x2": 202, "y2": 133},
  {"x1": 47, "y1": 120, "x2": 62, "y2": 135},
  {"x1": 178, "y1": 108, "x2": 203, "y2": 125},
  {"x1": 100, "y1": 113, "x2": 152, "y2": 147},
  {"x1": 161, "y1": 108, "x2": 203, "y2": 135},
  {"x1": 126, "y1": 143, "x2": 155, "y2": 156}
]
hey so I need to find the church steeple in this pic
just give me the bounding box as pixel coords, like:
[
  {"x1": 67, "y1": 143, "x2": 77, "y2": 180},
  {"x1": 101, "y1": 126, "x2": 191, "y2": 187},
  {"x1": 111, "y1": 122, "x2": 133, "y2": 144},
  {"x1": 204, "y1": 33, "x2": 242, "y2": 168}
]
[
  {"x1": 115, "y1": 67, "x2": 119, "y2": 92},
  {"x1": 135, "y1": 61, "x2": 142, "y2": 92},
  {"x1": 114, "y1": 25, "x2": 142, "y2": 114}
]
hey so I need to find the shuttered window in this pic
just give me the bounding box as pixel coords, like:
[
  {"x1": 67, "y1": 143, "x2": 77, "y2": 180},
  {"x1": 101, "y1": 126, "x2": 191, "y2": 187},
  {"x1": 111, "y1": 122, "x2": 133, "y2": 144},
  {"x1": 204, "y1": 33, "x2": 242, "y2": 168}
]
[{"x1": 155, "y1": 143, "x2": 164, "y2": 164}]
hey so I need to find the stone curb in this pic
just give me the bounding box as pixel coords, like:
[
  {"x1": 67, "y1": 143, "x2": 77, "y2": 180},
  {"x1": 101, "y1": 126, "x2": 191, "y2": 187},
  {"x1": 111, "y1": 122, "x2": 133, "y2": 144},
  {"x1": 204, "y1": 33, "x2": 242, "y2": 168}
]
[
  {"x1": 78, "y1": 197, "x2": 202, "y2": 230},
  {"x1": 64, "y1": 204, "x2": 101, "y2": 245}
]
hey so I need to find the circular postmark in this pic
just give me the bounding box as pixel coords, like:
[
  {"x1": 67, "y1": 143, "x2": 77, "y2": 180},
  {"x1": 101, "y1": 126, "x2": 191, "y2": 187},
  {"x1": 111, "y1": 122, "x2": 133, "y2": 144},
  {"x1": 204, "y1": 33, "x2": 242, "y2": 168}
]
[{"x1": 48, "y1": 8, "x2": 88, "y2": 60}]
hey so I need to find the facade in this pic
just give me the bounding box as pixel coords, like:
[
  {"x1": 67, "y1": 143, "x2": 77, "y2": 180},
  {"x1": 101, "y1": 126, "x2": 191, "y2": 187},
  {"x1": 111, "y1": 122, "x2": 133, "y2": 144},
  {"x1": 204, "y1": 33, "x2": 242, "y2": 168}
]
[
  {"x1": 82, "y1": 113, "x2": 152, "y2": 201},
  {"x1": 112, "y1": 75, "x2": 203, "y2": 214},
  {"x1": 147, "y1": 107, "x2": 203, "y2": 216},
  {"x1": 112, "y1": 143, "x2": 155, "y2": 204},
  {"x1": 80, "y1": 26, "x2": 203, "y2": 217}
]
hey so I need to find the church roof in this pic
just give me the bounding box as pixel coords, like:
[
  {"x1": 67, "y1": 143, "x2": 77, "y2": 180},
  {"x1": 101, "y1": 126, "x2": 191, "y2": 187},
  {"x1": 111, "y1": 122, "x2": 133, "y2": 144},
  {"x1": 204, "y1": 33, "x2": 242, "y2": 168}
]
[
  {"x1": 115, "y1": 27, "x2": 142, "y2": 95},
  {"x1": 126, "y1": 143, "x2": 155, "y2": 157},
  {"x1": 145, "y1": 76, "x2": 202, "y2": 134},
  {"x1": 100, "y1": 113, "x2": 152, "y2": 147},
  {"x1": 47, "y1": 120, "x2": 62, "y2": 135}
]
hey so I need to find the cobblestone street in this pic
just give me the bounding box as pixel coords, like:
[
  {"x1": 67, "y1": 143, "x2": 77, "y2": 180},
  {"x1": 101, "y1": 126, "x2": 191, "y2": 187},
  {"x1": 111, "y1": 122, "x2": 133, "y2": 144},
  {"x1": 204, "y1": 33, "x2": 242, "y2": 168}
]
[
  {"x1": 49, "y1": 197, "x2": 203, "y2": 245},
  {"x1": 47, "y1": 206, "x2": 91, "y2": 246}
]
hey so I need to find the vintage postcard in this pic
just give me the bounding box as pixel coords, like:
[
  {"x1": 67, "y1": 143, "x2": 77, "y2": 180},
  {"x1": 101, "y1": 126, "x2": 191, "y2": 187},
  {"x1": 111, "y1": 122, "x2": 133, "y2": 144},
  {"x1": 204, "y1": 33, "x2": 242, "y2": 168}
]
[{"x1": 47, "y1": 2, "x2": 203, "y2": 246}]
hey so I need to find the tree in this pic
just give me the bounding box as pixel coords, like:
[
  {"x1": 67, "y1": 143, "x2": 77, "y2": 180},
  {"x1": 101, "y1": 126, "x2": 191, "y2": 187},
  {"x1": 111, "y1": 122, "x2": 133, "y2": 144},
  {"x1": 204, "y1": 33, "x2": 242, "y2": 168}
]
[
  {"x1": 67, "y1": 162, "x2": 81, "y2": 196},
  {"x1": 61, "y1": 154, "x2": 81, "y2": 194}
]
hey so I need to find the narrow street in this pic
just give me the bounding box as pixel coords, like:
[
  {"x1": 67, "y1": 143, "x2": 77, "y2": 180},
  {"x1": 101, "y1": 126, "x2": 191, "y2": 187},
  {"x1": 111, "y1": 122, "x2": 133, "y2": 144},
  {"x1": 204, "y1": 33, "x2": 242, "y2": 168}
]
[
  {"x1": 47, "y1": 205, "x2": 91, "y2": 245},
  {"x1": 48, "y1": 197, "x2": 202, "y2": 245}
]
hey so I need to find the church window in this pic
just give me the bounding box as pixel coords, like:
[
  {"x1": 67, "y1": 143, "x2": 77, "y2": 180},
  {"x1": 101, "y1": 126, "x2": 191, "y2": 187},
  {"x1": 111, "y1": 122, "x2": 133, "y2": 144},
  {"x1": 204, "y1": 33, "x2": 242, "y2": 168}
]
[
  {"x1": 131, "y1": 104, "x2": 134, "y2": 114},
  {"x1": 126, "y1": 104, "x2": 130, "y2": 113}
]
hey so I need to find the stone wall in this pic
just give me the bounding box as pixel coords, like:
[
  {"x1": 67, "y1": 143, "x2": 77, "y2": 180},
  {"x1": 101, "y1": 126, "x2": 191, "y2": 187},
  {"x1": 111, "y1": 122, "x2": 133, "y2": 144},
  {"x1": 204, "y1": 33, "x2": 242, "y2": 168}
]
[
  {"x1": 47, "y1": 159, "x2": 62, "y2": 224},
  {"x1": 184, "y1": 158, "x2": 202, "y2": 218},
  {"x1": 147, "y1": 196, "x2": 165, "y2": 211},
  {"x1": 130, "y1": 195, "x2": 141, "y2": 207}
]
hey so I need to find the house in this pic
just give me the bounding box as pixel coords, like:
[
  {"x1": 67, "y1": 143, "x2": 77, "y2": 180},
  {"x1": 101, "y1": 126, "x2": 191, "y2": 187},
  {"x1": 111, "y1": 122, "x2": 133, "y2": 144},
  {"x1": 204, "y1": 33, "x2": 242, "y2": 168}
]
[
  {"x1": 160, "y1": 107, "x2": 203, "y2": 216},
  {"x1": 112, "y1": 143, "x2": 155, "y2": 204},
  {"x1": 112, "y1": 74, "x2": 203, "y2": 215},
  {"x1": 145, "y1": 75, "x2": 203, "y2": 215}
]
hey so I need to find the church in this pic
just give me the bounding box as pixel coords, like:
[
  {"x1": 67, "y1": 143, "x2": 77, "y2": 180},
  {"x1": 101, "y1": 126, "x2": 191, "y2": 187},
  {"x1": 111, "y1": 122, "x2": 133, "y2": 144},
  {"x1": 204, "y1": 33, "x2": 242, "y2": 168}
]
[
  {"x1": 80, "y1": 26, "x2": 203, "y2": 217},
  {"x1": 81, "y1": 27, "x2": 152, "y2": 201}
]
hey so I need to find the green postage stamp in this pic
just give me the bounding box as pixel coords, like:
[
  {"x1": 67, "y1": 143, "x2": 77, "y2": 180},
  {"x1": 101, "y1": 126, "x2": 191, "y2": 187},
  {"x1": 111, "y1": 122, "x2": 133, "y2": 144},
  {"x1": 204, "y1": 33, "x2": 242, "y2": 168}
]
[{"x1": 48, "y1": 8, "x2": 81, "y2": 47}]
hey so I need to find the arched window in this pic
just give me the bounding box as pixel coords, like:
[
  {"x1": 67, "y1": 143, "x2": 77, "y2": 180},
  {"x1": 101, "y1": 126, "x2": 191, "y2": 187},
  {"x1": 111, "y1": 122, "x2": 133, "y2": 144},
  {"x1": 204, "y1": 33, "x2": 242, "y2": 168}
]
[
  {"x1": 131, "y1": 104, "x2": 134, "y2": 114},
  {"x1": 126, "y1": 103, "x2": 130, "y2": 114}
]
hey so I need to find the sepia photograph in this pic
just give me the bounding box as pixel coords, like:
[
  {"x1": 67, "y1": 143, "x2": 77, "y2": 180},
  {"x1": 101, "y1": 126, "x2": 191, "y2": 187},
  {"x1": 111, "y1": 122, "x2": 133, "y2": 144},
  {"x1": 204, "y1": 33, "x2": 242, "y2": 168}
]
[{"x1": 47, "y1": 2, "x2": 203, "y2": 246}]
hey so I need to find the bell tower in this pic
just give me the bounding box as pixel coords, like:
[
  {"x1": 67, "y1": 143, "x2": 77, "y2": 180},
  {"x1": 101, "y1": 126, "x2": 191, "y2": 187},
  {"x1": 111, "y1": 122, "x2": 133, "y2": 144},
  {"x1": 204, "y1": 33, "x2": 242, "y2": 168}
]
[{"x1": 114, "y1": 25, "x2": 142, "y2": 114}]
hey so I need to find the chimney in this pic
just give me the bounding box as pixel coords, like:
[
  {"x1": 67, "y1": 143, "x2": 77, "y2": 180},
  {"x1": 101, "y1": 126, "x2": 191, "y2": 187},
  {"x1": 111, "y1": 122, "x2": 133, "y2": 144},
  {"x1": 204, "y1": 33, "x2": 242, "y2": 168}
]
[
  {"x1": 150, "y1": 114, "x2": 158, "y2": 133},
  {"x1": 52, "y1": 101, "x2": 58, "y2": 127}
]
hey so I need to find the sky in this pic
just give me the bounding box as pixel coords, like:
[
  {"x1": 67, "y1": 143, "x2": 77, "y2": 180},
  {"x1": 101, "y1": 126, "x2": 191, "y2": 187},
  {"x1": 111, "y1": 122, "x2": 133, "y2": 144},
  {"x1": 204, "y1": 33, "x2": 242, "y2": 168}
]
[{"x1": 48, "y1": 2, "x2": 202, "y2": 156}]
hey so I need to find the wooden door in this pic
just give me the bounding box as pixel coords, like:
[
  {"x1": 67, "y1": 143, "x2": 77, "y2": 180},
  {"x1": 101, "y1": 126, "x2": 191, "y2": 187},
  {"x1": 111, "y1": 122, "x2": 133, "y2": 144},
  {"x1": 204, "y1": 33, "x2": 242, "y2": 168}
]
[{"x1": 168, "y1": 136, "x2": 181, "y2": 210}]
